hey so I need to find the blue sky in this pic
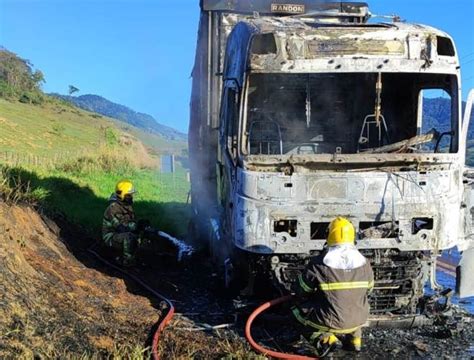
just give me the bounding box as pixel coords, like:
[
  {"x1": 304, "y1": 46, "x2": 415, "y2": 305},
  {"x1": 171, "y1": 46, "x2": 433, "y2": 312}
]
[{"x1": 0, "y1": 0, "x2": 473, "y2": 133}]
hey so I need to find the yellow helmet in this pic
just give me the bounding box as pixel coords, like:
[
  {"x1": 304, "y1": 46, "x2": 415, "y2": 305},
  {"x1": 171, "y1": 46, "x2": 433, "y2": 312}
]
[
  {"x1": 115, "y1": 179, "x2": 136, "y2": 201},
  {"x1": 327, "y1": 217, "x2": 355, "y2": 247}
]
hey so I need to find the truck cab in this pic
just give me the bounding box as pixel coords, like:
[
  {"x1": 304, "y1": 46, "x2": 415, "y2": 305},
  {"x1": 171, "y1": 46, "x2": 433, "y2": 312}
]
[{"x1": 189, "y1": 1, "x2": 474, "y2": 321}]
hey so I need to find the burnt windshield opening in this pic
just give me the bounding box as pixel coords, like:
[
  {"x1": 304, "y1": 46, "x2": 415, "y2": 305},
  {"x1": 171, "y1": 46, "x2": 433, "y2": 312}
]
[{"x1": 244, "y1": 73, "x2": 457, "y2": 156}]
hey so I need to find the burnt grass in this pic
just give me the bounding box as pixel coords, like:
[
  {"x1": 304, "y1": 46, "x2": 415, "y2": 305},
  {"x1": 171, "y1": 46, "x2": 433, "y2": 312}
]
[
  {"x1": 0, "y1": 201, "x2": 473, "y2": 359},
  {"x1": 0, "y1": 202, "x2": 158, "y2": 358}
]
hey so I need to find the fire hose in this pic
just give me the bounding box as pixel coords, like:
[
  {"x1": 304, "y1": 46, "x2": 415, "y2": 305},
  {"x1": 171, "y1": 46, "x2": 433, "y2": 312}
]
[
  {"x1": 88, "y1": 245, "x2": 174, "y2": 360},
  {"x1": 89, "y1": 241, "x2": 315, "y2": 359},
  {"x1": 245, "y1": 295, "x2": 319, "y2": 360}
]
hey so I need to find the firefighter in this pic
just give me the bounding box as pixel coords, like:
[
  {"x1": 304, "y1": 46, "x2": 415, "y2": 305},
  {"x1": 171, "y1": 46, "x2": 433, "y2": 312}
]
[
  {"x1": 291, "y1": 217, "x2": 374, "y2": 357},
  {"x1": 102, "y1": 179, "x2": 145, "y2": 266}
]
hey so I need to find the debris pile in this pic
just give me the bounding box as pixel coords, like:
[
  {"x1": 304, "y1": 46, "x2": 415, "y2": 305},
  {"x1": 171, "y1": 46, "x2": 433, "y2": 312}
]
[{"x1": 363, "y1": 307, "x2": 473, "y2": 359}]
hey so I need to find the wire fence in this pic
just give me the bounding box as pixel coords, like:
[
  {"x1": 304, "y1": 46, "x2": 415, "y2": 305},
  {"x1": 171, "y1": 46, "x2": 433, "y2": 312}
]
[
  {"x1": 0, "y1": 151, "x2": 77, "y2": 168},
  {"x1": 0, "y1": 149, "x2": 189, "y2": 173}
]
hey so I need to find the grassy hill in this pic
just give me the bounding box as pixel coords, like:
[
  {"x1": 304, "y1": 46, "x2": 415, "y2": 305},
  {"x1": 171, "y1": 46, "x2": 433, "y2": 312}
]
[
  {"x1": 53, "y1": 94, "x2": 187, "y2": 141},
  {"x1": 0, "y1": 98, "x2": 186, "y2": 160}
]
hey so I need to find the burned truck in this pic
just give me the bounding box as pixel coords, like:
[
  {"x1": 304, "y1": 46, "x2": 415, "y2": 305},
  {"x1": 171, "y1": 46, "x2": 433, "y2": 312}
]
[{"x1": 189, "y1": 0, "x2": 474, "y2": 321}]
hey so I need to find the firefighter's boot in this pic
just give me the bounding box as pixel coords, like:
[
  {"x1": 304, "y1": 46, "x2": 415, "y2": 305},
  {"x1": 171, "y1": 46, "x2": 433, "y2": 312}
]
[
  {"x1": 343, "y1": 334, "x2": 362, "y2": 352},
  {"x1": 312, "y1": 333, "x2": 341, "y2": 357}
]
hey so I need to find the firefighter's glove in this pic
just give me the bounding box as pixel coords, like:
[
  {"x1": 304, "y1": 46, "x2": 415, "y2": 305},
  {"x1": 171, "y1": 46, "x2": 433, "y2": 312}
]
[{"x1": 137, "y1": 219, "x2": 151, "y2": 232}]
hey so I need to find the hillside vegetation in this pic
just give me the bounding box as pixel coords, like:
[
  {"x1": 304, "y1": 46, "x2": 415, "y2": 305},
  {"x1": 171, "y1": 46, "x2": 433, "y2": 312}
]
[
  {"x1": 0, "y1": 98, "x2": 186, "y2": 161},
  {"x1": 0, "y1": 48, "x2": 190, "y2": 237},
  {"x1": 0, "y1": 98, "x2": 191, "y2": 237}
]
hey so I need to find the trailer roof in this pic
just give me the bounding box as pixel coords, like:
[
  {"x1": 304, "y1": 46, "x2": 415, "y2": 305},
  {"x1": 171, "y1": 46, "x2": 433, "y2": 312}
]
[{"x1": 200, "y1": 1, "x2": 369, "y2": 17}]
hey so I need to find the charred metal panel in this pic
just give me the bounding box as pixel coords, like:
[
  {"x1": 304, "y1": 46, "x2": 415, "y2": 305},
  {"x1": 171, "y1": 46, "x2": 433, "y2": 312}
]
[
  {"x1": 234, "y1": 168, "x2": 462, "y2": 254},
  {"x1": 247, "y1": 20, "x2": 458, "y2": 74},
  {"x1": 459, "y1": 91, "x2": 474, "y2": 251},
  {"x1": 460, "y1": 169, "x2": 474, "y2": 251},
  {"x1": 307, "y1": 39, "x2": 405, "y2": 57},
  {"x1": 222, "y1": 22, "x2": 258, "y2": 89}
]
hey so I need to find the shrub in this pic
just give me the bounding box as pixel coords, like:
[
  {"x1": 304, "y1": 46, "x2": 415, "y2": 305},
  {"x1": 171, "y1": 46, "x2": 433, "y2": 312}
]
[
  {"x1": 18, "y1": 91, "x2": 44, "y2": 105},
  {"x1": 56, "y1": 152, "x2": 135, "y2": 175},
  {"x1": 105, "y1": 127, "x2": 119, "y2": 146},
  {"x1": 56, "y1": 156, "x2": 96, "y2": 174},
  {"x1": 51, "y1": 122, "x2": 66, "y2": 136},
  {"x1": 96, "y1": 153, "x2": 135, "y2": 174},
  {"x1": 18, "y1": 93, "x2": 30, "y2": 103},
  {"x1": 0, "y1": 167, "x2": 49, "y2": 205}
]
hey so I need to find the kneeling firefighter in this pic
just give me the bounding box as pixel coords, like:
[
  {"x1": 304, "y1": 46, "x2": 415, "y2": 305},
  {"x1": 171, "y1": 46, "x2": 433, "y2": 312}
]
[
  {"x1": 102, "y1": 179, "x2": 143, "y2": 266},
  {"x1": 102, "y1": 180, "x2": 194, "y2": 266},
  {"x1": 291, "y1": 217, "x2": 374, "y2": 357}
]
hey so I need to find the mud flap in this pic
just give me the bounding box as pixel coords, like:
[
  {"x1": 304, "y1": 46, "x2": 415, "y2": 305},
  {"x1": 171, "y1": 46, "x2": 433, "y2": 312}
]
[{"x1": 456, "y1": 247, "x2": 474, "y2": 298}]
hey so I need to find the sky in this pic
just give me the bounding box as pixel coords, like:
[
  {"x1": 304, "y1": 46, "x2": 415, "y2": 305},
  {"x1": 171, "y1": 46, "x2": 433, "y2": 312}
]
[{"x1": 0, "y1": 0, "x2": 473, "y2": 133}]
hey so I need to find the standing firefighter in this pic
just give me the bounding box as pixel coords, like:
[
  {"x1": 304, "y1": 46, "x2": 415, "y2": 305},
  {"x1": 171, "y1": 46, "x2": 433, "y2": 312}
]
[
  {"x1": 292, "y1": 217, "x2": 374, "y2": 357},
  {"x1": 102, "y1": 179, "x2": 141, "y2": 266}
]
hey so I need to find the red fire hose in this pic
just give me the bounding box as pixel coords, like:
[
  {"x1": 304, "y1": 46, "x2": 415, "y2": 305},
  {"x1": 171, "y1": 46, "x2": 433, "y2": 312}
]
[
  {"x1": 88, "y1": 247, "x2": 174, "y2": 360},
  {"x1": 245, "y1": 295, "x2": 318, "y2": 360},
  {"x1": 90, "y1": 244, "x2": 317, "y2": 359}
]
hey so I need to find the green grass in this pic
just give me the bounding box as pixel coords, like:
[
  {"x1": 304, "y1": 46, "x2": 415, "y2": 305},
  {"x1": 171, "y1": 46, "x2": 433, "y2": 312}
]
[
  {"x1": 1, "y1": 161, "x2": 191, "y2": 239},
  {"x1": 0, "y1": 98, "x2": 105, "y2": 156},
  {"x1": 0, "y1": 98, "x2": 187, "y2": 158}
]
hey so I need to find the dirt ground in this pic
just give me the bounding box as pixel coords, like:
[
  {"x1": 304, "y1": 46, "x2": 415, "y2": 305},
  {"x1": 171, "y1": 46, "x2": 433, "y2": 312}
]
[
  {"x1": 0, "y1": 202, "x2": 157, "y2": 358},
  {"x1": 0, "y1": 201, "x2": 473, "y2": 359}
]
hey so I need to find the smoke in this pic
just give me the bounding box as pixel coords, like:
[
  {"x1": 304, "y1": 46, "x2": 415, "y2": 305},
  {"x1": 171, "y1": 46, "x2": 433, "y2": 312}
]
[{"x1": 187, "y1": 10, "x2": 220, "y2": 252}]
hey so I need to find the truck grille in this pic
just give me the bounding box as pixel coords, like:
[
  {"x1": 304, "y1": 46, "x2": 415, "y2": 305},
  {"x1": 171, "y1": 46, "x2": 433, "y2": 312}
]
[
  {"x1": 364, "y1": 251, "x2": 425, "y2": 315},
  {"x1": 273, "y1": 250, "x2": 427, "y2": 316}
]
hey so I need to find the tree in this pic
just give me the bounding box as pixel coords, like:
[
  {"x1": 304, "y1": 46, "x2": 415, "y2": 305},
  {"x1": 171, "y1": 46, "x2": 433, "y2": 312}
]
[
  {"x1": 68, "y1": 85, "x2": 79, "y2": 95},
  {"x1": 0, "y1": 49, "x2": 42, "y2": 90},
  {"x1": 32, "y1": 70, "x2": 45, "y2": 89},
  {"x1": 0, "y1": 48, "x2": 45, "y2": 103}
]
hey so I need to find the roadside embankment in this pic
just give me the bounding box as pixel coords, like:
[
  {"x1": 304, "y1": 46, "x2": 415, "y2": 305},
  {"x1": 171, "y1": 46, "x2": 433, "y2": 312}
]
[{"x1": 0, "y1": 201, "x2": 157, "y2": 358}]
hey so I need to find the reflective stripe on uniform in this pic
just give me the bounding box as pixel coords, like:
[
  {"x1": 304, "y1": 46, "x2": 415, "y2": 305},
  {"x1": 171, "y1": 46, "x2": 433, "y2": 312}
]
[
  {"x1": 103, "y1": 216, "x2": 120, "y2": 228},
  {"x1": 298, "y1": 274, "x2": 313, "y2": 293},
  {"x1": 292, "y1": 307, "x2": 361, "y2": 334},
  {"x1": 318, "y1": 280, "x2": 374, "y2": 291},
  {"x1": 103, "y1": 232, "x2": 114, "y2": 245}
]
